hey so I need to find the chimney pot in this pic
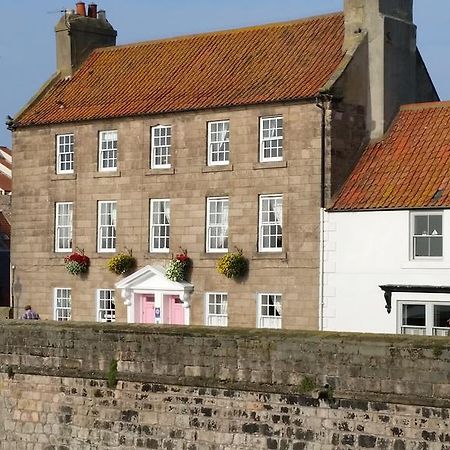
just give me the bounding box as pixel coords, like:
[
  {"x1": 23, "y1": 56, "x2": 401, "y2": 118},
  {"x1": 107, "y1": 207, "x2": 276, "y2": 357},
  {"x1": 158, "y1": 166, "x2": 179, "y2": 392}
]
[
  {"x1": 87, "y1": 4, "x2": 97, "y2": 18},
  {"x1": 75, "y1": 2, "x2": 86, "y2": 16},
  {"x1": 97, "y1": 10, "x2": 106, "y2": 21}
]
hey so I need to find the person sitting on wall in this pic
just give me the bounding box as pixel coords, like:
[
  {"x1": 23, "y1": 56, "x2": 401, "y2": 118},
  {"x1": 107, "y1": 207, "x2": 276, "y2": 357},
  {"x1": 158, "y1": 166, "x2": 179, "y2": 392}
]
[{"x1": 21, "y1": 305, "x2": 40, "y2": 320}]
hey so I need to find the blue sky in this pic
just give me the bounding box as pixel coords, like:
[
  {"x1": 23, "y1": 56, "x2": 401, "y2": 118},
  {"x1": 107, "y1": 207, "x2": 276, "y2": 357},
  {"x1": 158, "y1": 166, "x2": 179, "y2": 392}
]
[{"x1": 1, "y1": 0, "x2": 449, "y2": 146}]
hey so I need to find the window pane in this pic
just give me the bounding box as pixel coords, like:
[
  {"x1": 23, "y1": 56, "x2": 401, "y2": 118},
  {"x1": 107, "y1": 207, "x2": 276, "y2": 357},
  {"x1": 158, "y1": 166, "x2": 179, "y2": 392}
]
[
  {"x1": 433, "y1": 304, "x2": 450, "y2": 328},
  {"x1": 414, "y1": 215, "x2": 428, "y2": 235},
  {"x1": 402, "y1": 304, "x2": 425, "y2": 326},
  {"x1": 414, "y1": 237, "x2": 429, "y2": 257},
  {"x1": 429, "y1": 215, "x2": 442, "y2": 235},
  {"x1": 430, "y1": 237, "x2": 443, "y2": 257}
]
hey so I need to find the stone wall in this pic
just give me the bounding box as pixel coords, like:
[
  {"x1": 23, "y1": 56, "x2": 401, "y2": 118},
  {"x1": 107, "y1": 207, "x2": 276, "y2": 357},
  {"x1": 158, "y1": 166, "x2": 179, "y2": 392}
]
[{"x1": 0, "y1": 323, "x2": 449, "y2": 449}]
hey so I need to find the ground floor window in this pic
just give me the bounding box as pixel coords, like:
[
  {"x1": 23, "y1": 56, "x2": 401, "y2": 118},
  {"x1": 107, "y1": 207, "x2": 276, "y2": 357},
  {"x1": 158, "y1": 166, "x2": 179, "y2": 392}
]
[
  {"x1": 399, "y1": 301, "x2": 450, "y2": 336},
  {"x1": 97, "y1": 289, "x2": 116, "y2": 322},
  {"x1": 257, "y1": 293, "x2": 282, "y2": 329},
  {"x1": 54, "y1": 288, "x2": 71, "y2": 321},
  {"x1": 205, "y1": 293, "x2": 228, "y2": 326}
]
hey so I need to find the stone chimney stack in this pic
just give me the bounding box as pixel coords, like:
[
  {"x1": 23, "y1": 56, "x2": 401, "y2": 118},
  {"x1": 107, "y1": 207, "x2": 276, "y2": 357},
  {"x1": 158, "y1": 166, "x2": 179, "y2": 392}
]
[
  {"x1": 344, "y1": 0, "x2": 417, "y2": 139},
  {"x1": 55, "y1": 3, "x2": 117, "y2": 77}
]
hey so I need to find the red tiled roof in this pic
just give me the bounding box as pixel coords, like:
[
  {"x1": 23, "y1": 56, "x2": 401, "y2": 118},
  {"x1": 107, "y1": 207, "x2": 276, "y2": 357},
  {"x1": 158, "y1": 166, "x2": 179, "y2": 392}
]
[
  {"x1": 0, "y1": 159, "x2": 12, "y2": 171},
  {"x1": 0, "y1": 212, "x2": 10, "y2": 239},
  {"x1": 0, "y1": 146, "x2": 11, "y2": 157},
  {"x1": 332, "y1": 101, "x2": 450, "y2": 210},
  {"x1": 16, "y1": 13, "x2": 345, "y2": 127},
  {"x1": 0, "y1": 173, "x2": 11, "y2": 193}
]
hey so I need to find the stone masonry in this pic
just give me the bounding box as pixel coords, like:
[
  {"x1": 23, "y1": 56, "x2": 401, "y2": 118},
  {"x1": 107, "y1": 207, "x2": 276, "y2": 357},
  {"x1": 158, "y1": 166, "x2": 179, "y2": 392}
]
[
  {"x1": 0, "y1": 322, "x2": 449, "y2": 449},
  {"x1": 12, "y1": 101, "x2": 328, "y2": 328}
]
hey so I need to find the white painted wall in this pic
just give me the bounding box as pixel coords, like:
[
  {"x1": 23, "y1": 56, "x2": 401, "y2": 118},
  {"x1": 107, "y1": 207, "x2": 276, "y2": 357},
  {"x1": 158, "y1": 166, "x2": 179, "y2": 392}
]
[{"x1": 323, "y1": 209, "x2": 450, "y2": 333}]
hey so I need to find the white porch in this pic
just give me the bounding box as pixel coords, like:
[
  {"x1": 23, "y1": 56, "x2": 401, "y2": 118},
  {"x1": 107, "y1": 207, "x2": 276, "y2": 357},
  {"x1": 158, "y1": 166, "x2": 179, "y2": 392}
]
[{"x1": 115, "y1": 265, "x2": 194, "y2": 325}]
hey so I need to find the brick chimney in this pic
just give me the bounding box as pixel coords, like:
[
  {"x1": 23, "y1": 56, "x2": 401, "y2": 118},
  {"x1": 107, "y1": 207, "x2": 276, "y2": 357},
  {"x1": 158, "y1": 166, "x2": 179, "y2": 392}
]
[
  {"x1": 55, "y1": 3, "x2": 117, "y2": 77},
  {"x1": 343, "y1": 0, "x2": 417, "y2": 139}
]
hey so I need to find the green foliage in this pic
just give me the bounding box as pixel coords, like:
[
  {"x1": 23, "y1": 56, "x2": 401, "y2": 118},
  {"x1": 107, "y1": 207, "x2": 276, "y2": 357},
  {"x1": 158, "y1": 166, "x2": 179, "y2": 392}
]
[
  {"x1": 216, "y1": 250, "x2": 248, "y2": 279},
  {"x1": 299, "y1": 376, "x2": 316, "y2": 393},
  {"x1": 107, "y1": 359, "x2": 118, "y2": 389},
  {"x1": 107, "y1": 253, "x2": 136, "y2": 275}
]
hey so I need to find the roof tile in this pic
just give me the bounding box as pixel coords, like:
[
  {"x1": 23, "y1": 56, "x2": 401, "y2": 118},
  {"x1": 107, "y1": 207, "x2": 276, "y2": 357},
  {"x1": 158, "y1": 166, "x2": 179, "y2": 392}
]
[
  {"x1": 332, "y1": 101, "x2": 450, "y2": 210},
  {"x1": 17, "y1": 13, "x2": 344, "y2": 127}
]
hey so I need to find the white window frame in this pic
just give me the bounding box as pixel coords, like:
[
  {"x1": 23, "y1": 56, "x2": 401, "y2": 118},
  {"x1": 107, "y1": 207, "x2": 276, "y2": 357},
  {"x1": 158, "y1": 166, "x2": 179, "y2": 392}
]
[
  {"x1": 205, "y1": 293, "x2": 228, "y2": 327},
  {"x1": 258, "y1": 194, "x2": 283, "y2": 252},
  {"x1": 99, "y1": 130, "x2": 118, "y2": 172},
  {"x1": 151, "y1": 125, "x2": 172, "y2": 169},
  {"x1": 56, "y1": 133, "x2": 74, "y2": 174},
  {"x1": 259, "y1": 116, "x2": 283, "y2": 162},
  {"x1": 97, "y1": 289, "x2": 116, "y2": 323},
  {"x1": 150, "y1": 199, "x2": 170, "y2": 253},
  {"x1": 97, "y1": 201, "x2": 117, "y2": 253},
  {"x1": 410, "y1": 211, "x2": 443, "y2": 259},
  {"x1": 257, "y1": 293, "x2": 282, "y2": 329},
  {"x1": 206, "y1": 197, "x2": 229, "y2": 253},
  {"x1": 55, "y1": 202, "x2": 73, "y2": 252},
  {"x1": 207, "y1": 120, "x2": 229, "y2": 166},
  {"x1": 397, "y1": 300, "x2": 450, "y2": 336},
  {"x1": 54, "y1": 288, "x2": 71, "y2": 321}
]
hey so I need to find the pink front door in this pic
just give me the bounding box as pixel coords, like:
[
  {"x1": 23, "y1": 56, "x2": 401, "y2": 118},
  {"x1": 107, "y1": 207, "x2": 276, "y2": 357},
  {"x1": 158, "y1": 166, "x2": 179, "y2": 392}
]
[
  {"x1": 141, "y1": 295, "x2": 155, "y2": 323},
  {"x1": 163, "y1": 295, "x2": 185, "y2": 325}
]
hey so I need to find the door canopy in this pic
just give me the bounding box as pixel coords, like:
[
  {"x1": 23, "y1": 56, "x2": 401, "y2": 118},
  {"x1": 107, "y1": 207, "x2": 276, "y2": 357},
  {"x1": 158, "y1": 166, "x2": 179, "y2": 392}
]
[{"x1": 115, "y1": 265, "x2": 194, "y2": 306}]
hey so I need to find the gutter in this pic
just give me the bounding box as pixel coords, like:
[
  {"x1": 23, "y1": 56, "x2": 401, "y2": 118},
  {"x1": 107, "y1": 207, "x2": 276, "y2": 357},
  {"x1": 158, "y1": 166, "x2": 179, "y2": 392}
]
[{"x1": 316, "y1": 94, "x2": 332, "y2": 331}]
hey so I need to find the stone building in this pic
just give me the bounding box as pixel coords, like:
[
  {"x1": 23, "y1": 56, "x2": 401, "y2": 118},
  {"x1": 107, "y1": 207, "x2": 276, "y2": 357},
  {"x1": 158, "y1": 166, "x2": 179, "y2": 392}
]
[{"x1": 10, "y1": 0, "x2": 437, "y2": 327}]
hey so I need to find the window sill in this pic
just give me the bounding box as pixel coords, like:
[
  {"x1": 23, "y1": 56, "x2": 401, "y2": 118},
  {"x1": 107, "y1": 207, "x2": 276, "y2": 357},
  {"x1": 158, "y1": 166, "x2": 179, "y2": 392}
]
[
  {"x1": 401, "y1": 259, "x2": 450, "y2": 269},
  {"x1": 51, "y1": 173, "x2": 77, "y2": 181},
  {"x1": 252, "y1": 251, "x2": 287, "y2": 261},
  {"x1": 199, "y1": 252, "x2": 227, "y2": 260},
  {"x1": 202, "y1": 164, "x2": 233, "y2": 173},
  {"x1": 253, "y1": 161, "x2": 287, "y2": 170},
  {"x1": 93, "y1": 171, "x2": 121, "y2": 178},
  {"x1": 143, "y1": 253, "x2": 170, "y2": 260},
  {"x1": 145, "y1": 168, "x2": 175, "y2": 176}
]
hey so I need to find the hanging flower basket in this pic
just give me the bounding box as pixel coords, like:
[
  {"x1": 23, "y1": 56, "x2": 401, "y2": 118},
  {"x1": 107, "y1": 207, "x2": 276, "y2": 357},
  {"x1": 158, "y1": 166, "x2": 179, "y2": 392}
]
[
  {"x1": 217, "y1": 248, "x2": 248, "y2": 279},
  {"x1": 64, "y1": 249, "x2": 90, "y2": 275},
  {"x1": 166, "y1": 249, "x2": 191, "y2": 282},
  {"x1": 107, "y1": 250, "x2": 136, "y2": 275}
]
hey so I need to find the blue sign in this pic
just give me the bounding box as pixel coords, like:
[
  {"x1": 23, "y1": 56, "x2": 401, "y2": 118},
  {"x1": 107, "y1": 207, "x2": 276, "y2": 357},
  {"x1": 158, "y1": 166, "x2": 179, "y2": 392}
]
[{"x1": 155, "y1": 307, "x2": 161, "y2": 319}]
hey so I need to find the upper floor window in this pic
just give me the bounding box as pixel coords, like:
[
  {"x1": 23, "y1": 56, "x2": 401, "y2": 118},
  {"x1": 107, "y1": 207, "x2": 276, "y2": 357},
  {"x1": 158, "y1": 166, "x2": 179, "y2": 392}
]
[
  {"x1": 150, "y1": 199, "x2": 170, "y2": 252},
  {"x1": 55, "y1": 202, "x2": 73, "y2": 252},
  {"x1": 411, "y1": 211, "x2": 442, "y2": 258},
  {"x1": 206, "y1": 197, "x2": 229, "y2": 252},
  {"x1": 56, "y1": 134, "x2": 74, "y2": 174},
  {"x1": 151, "y1": 125, "x2": 171, "y2": 168},
  {"x1": 97, "y1": 289, "x2": 116, "y2": 323},
  {"x1": 99, "y1": 130, "x2": 118, "y2": 171},
  {"x1": 399, "y1": 301, "x2": 450, "y2": 336},
  {"x1": 205, "y1": 293, "x2": 228, "y2": 327},
  {"x1": 260, "y1": 116, "x2": 283, "y2": 162},
  {"x1": 97, "y1": 201, "x2": 116, "y2": 252},
  {"x1": 257, "y1": 293, "x2": 282, "y2": 329},
  {"x1": 259, "y1": 195, "x2": 283, "y2": 252},
  {"x1": 54, "y1": 288, "x2": 71, "y2": 321},
  {"x1": 208, "y1": 120, "x2": 229, "y2": 165}
]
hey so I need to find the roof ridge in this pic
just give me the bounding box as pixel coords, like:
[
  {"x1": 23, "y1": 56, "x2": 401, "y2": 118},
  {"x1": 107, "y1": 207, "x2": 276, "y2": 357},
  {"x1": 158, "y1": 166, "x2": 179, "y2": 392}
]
[
  {"x1": 94, "y1": 11, "x2": 343, "y2": 53},
  {"x1": 400, "y1": 100, "x2": 450, "y2": 111}
]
